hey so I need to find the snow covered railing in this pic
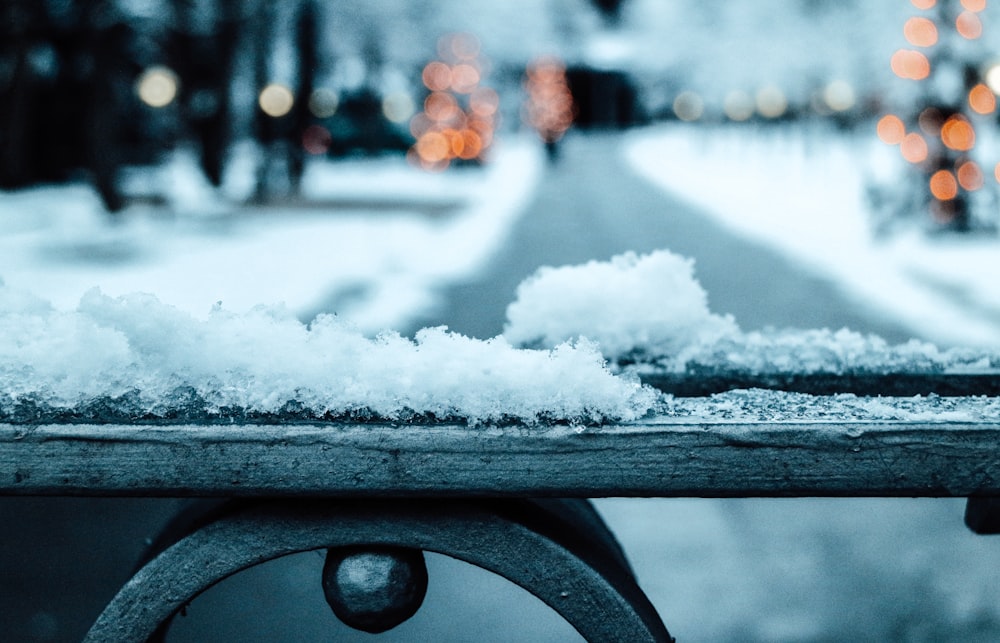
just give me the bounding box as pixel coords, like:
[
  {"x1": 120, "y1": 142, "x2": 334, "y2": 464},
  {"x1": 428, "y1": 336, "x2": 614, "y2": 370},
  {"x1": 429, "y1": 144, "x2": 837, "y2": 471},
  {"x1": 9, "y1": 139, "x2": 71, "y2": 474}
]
[
  {"x1": 3, "y1": 251, "x2": 1000, "y2": 641},
  {"x1": 4, "y1": 381, "x2": 1000, "y2": 643}
]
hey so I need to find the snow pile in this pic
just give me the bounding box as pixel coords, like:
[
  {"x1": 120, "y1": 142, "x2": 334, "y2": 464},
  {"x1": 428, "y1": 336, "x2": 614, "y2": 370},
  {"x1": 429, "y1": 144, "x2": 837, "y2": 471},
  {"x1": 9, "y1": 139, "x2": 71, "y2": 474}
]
[
  {"x1": 0, "y1": 280, "x2": 655, "y2": 425},
  {"x1": 503, "y1": 250, "x2": 1000, "y2": 374},
  {"x1": 503, "y1": 250, "x2": 739, "y2": 362}
]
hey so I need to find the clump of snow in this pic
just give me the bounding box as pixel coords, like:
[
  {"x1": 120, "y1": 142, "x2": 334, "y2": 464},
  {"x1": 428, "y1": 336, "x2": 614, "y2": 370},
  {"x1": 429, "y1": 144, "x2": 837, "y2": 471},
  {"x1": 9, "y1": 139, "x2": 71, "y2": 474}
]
[
  {"x1": 0, "y1": 281, "x2": 655, "y2": 425},
  {"x1": 503, "y1": 250, "x2": 739, "y2": 363},
  {"x1": 503, "y1": 251, "x2": 1000, "y2": 375}
]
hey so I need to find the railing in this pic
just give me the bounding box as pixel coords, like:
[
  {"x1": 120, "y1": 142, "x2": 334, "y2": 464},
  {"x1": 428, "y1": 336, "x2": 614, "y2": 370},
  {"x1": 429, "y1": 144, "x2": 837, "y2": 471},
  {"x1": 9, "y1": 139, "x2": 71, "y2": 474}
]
[{"x1": 2, "y1": 373, "x2": 999, "y2": 642}]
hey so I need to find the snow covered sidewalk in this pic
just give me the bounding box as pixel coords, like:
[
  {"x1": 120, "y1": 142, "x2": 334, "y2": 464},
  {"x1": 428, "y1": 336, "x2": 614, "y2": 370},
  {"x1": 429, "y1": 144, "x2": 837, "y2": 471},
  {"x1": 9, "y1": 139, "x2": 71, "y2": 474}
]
[
  {"x1": 624, "y1": 124, "x2": 1000, "y2": 349},
  {"x1": 0, "y1": 137, "x2": 543, "y2": 335}
]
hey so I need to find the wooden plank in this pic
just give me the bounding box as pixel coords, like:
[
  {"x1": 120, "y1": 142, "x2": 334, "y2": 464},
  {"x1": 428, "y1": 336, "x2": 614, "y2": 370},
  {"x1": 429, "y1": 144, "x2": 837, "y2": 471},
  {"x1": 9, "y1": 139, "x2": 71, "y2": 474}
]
[{"x1": 1, "y1": 421, "x2": 999, "y2": 498}]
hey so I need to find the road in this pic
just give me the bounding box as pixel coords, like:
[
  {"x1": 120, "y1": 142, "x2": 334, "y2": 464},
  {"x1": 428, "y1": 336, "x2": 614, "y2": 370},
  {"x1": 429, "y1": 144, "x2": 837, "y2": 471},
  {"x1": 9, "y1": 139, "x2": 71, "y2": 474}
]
[{"x1": 405, "y1": 131, "x2": 914, "y2": 342}]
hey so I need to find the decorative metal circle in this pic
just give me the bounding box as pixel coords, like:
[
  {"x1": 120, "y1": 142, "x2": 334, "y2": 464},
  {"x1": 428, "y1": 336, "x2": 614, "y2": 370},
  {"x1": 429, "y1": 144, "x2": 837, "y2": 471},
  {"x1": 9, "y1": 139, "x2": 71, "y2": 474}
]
[{"x1": 85, "y1": 499, "x2": 672, "y2": 642}]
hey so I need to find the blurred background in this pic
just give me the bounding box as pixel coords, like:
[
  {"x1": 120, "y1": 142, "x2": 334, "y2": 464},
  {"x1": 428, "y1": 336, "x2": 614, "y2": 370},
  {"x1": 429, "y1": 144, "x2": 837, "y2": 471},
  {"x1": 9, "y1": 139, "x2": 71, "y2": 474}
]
[{"x1": 3, "y1": 0, "x2": 1000, "y2": 641}]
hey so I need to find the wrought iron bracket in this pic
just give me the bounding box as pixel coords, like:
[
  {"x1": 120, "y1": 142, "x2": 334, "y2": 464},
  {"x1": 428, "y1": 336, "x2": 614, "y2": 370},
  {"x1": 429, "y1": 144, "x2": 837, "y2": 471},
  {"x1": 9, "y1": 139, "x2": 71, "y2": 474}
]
[{"x1": 85, "y1": 498, "x2": 673, "y2": 642}]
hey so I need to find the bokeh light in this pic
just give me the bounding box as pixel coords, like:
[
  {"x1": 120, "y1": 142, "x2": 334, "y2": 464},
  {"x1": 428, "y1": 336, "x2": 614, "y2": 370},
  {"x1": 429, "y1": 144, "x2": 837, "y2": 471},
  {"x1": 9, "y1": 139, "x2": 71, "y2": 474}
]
[
  {"x1": 918, "y1": 107, "x2": 945, "y2": 136},
  {"x1": 308, "y1": 88, "x2": 339, "y2": 118},
  {"x1": 900, "y1": 132, "x2": 929, "y2": 163},
  {"x1": 673, "y1": 91, "x2": 704, "y2": 122},
  {"x1": 904, "y1": 17, "x2": 938, "y2": 47},
  {"x1": 755, "y1": 85, "x2": 787, "y2": 119},
  {"x1": 956, "y1": 11, "x2": 983, "y2": 39},
  {"x1": 382, "y1": 92, "x2": 416, "y2": 124},
  {"x1": 941, "y1": 115, "x2": 975, "y2": 151},
  {"x1": 723, "y1": 90, "x2": 755, "y2": 121},
  {"x1": 823, "y1": 80, "x2": 856, "y2": 112},
  {"x1": 891, "y1": 49, "x2": 931, "y2": 80},
  {"x1": 929, "y1": 169, "x2": 959, "y2": 200},
  {"x1": 411, "y1": 33, "x2": 497, "y2": 169},
  {"x1": 524, "y1": 56, "x2": 575, "y2": 141},
  {"x1": 957, "y1": 160, "x2": 984, "y2": 190},
  {"x1": 259, "y1": 83, "x2": 294, "y2": 117},
  {"x1": 985, "y1": 63, "x2": 1000, "y2": 95},
  {"x1": 421, "y1": 62, "x2": 452, "y2": 92},
  {"x1": 968, "y1": 83, "x2": 996, "y2": 114},
  {"x1": 961, "y1": 0, "x2": 987, "y2": 12},
  {"x1": 301, "y1": 124, "x2": 332, "y2": 155},
  {"x1": 469, "y1": 87, "x2": 499, "y2": 117},
  {"x1": 911, "y1": 0, "x2": 937, "y2": 8},
  {"x1": 450, "y1": 64, "x2": 480, "y2": 94},
  {"x1": 424, "y1": 91, "x2": 460, "y2": 122},
  {"x1": 135, "y1": 66, "x2": 179, "y2": 108},
  {"x1": 440, "y1": 32, "x2": 480, "y2": 62},
  {"x1": 877, "y1": 114, "x2": 906, "y2": 144}
]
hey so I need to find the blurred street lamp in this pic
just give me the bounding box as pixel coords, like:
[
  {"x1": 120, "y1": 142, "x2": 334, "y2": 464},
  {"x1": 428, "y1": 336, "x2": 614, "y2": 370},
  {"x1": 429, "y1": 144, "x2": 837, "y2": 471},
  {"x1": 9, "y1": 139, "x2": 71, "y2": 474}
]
[
  {"x1": 259, "y1": 83, "x2": 294, "y2": 118},
  {"x1": 136, "y1": 66, "x2": 179, "y2": 108}
]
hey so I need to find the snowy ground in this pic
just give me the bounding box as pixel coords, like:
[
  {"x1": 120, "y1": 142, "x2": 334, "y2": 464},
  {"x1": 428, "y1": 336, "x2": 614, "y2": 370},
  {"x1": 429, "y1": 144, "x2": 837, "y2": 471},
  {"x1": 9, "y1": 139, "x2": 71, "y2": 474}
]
[
  {"x1": 625, "y1": 123, "x2": 1000, "y2": 350},
  {"x1": 0, "y1": 138, "x2": 542, "y2": 335}
]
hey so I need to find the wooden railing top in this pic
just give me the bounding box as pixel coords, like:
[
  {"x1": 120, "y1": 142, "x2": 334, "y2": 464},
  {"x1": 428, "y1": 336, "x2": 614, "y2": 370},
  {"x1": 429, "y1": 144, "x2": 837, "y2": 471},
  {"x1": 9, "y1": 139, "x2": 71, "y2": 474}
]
[{"x1": 3, "y1": 418, "x2": 998, "y2": 498}]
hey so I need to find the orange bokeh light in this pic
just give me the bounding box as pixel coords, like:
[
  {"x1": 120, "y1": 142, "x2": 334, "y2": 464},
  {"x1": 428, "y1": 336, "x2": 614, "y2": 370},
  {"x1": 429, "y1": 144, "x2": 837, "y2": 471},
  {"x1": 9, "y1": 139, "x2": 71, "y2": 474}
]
[
  {"x1": 890, "y1": 49, "x2": 931, "y2": 80},
  {"x1": 957, "y1": 160, "x2": 984, "y2": 190},
  {"x1": 912, "y1": 0, "x2": 936, "y2": 7},
  {"x1": 918, "y1": 107, "x2": 946, "y2": 136},
  {"x1": 416, "y1": 131, "x2": 451, "y2": 163},
  {"x1": 450, "y1": 63, "x2": 480, "y2": 94},
  {"x1": 900, "y1": 132, "x2": 929, "y2": 163},
  {"x1": 422, "y1": 62, "x2": 452, "y2": 92},
  {"x1": 524, "y1": 56, "x2": 575, "y2": 143},
  {"x1": 969, "y1": 83, "x2": 997, "y2": 114},
  {"x1": 469, "y1": 87, "x2": 499, "y2": 117},
  {"x1": 930, "y1": 170, "x2": 959, "y2": 200},
  {"x1": 440, "y1": 32, "x2": 480, "y2": 62},
  {"x1": 961, "y1": 0, "x2": 987, "y2": 11},
  {"x1": 904, "y1": 17, "x2": 938, "y2": 47},
  {"x1": 877, "y1": 114, "x2": 906, "y2": 144},
  {"x1": 994, "y1": 162, "x2": 1000, "y2": 184},
  {"x1": 424, "y1": 91, "x2": 460, "y2": 122},
  {"x1": 957, "y1": 11, "x2": 983, "y2": 39},
  {"x1": 941, "y1": 115, "x2": 976, "y2": 151}
]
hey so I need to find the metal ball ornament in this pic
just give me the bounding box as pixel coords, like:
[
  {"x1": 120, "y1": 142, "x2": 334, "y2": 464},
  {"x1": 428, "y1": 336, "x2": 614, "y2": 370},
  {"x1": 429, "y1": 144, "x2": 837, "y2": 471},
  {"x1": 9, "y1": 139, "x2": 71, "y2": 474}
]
[{"x1": 322, "y1": 546, "x2": 428, "y2": 633}]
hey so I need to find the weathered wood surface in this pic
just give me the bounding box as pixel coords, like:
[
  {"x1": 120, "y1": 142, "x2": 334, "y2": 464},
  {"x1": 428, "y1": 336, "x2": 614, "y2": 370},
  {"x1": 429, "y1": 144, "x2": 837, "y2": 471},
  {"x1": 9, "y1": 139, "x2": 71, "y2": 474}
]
[{"x1": 2, "y1": 420, "x2": 999, "y2": 498}]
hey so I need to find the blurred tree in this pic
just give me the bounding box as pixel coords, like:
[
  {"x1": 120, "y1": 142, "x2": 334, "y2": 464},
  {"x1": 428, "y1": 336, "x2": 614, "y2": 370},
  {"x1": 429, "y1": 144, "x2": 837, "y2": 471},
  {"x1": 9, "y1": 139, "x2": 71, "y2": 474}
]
[{"x1": 168, "y1": 0, "x2": 244, "y2": 188}]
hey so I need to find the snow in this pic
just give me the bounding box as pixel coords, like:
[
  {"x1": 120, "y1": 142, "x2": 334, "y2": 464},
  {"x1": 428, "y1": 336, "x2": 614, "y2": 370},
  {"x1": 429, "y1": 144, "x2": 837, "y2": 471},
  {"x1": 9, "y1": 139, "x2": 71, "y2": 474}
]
[
  {"x1": 503, "y1": 249, "x2": 738, "y2": 361},
  {"x1": 504, "y1": 249, "x2": 999, "y2": 374},
  {"x1": 654, "y1": 389, "x2": 1000, "y2": 425},
  {"x1": 0, "y1": 281, "x2": 655, "y2": 426},
  {"x1": 625, "y1": 125, "x2": 1000, "y2": 349}
]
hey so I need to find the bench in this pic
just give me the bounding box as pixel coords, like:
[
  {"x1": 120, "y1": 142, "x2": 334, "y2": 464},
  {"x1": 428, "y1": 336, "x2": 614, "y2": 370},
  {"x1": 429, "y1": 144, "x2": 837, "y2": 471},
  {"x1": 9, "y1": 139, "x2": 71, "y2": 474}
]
[{"x1": 3, "y1": 371, "x2": 999, "y2": 642}]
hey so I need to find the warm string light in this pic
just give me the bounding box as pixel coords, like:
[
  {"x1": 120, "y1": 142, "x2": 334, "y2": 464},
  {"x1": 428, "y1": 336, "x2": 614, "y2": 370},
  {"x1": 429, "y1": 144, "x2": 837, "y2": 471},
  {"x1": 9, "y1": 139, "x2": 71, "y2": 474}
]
[
  {"x1": 409, "y1": 33, "x2": 497, "y2": 170},
  {"x1": 881, "y1": 0, "x2": 1000, "y2": 225},
  {"x1": 523, "y1": 56, "x2": 575, "y2": 141}
]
